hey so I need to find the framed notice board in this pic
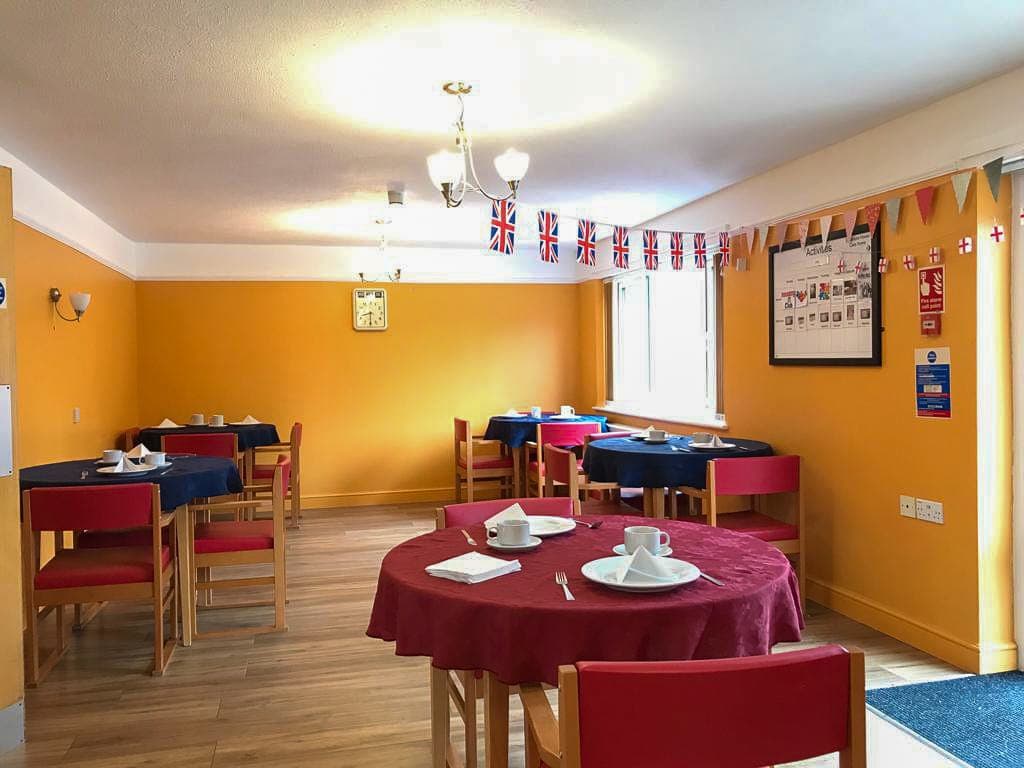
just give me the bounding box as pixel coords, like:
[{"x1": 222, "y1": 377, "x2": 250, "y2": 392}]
[{"x1": 769, "y1": 224, "x2": 882, "y2": 366}]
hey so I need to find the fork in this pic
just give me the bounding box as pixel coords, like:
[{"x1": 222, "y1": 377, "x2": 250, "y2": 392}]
[
  {"x1": 461, "y1": 529, "x2": 477, "y2": 546},
  {"x1": 574, "y1": 519, "x2": 604, "y2": 530},
  {"x1": 555, "y1": 571, "x2": 575, "y2": 601}
]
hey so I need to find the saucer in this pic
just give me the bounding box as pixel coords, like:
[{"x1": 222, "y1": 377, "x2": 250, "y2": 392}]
[
  {"x1": 486, "y1": 536, "x2": 542, "y2": 552},
  {"x1": 644, "y1": 437, "x2": 669, "y2": 444},
  {"x1": 612, "y1": 544, "x2": 673, "y2": 557}
]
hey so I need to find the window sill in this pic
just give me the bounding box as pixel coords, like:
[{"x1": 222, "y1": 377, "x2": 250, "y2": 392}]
[{"x1": 593, "y1": 404, "x2": 728, "y2": 431}]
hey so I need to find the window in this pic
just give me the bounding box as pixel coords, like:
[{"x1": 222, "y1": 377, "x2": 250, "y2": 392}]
[{"x1": 608, "y1": 266, "x2": 721, "y2": 423}]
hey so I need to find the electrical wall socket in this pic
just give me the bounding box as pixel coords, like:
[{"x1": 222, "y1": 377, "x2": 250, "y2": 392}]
[
  {"x1": 899, "y1": 495, "x2": 917, "y2": 518},
  {"x1": 72, "y1": 407, "x2": 80, "y2": 424},
  {"x1": 916, "y1": 498, "x2": 944, "y2": 524}
]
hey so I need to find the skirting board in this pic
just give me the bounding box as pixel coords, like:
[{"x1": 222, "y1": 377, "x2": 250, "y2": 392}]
[
  {"x1": 301, "y1": 486, "x2": 465, "y2": 510},
  {"x1": 807, "y1": 577, "x2": 1018, "y2": 674},
  {"x1": 0, "y1": 700, "x2": 23, "y2": 755}
]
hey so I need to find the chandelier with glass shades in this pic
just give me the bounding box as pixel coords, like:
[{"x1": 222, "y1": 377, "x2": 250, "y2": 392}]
[{"x1": 427, "y1": 82, "x2": 529, "y2": 208}]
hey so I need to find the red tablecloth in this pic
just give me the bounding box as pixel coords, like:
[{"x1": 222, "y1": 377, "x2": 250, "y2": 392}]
[{"x1": 367, "y1": 515, "x2": 803, "y2": 686}]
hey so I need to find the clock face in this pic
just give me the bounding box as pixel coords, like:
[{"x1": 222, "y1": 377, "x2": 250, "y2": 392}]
[{"x1": 353, "y1": 288, "x2": 388, "y2": 331}]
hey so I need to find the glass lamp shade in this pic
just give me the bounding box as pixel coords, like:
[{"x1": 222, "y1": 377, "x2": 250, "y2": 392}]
[
  {"x1": 494, "y1": 148, "x2": 530, "y2": 183},
  {"x1": 427, "y1": 150, "x2": 465, "y2": 190},
  {"x1": 70, "y1": 292, "x2": 91, "y2": 314}
]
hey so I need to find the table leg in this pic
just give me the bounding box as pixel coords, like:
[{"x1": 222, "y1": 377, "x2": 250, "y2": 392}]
[
  {"x1": 430, "y1": 664, "x2": 449, "y2": 768},
  {"x1": 643, "y1": 487, "x2": 666, "y2": 519},
  {"x1": 512, "y1": 447, "x2": 522, "y2": 498},
  {"x1": 174, "y1": 504, "x2": 194, "y2": 646},
  {"x1": 484, "y1": 672, "x2": 509, "y2": 768}
]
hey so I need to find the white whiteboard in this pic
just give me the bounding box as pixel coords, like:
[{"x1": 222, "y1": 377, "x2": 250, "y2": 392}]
[{"x1": 769, "y1": 230, "x2": 881, "y2": 365}]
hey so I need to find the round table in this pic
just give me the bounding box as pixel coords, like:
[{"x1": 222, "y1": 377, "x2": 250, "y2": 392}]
[
  {"x1": 20, "y1": 456, "x2": 244, "y2": 511},
  {"x1": 368, "y1": 514, "x2": 802, "y2": 766},
  {"x1": 483, "y1": 414, "x2": 607, "y2": 449},
  {"x1": 138, "y1": 423, "x2": 280, "y2": 452}
]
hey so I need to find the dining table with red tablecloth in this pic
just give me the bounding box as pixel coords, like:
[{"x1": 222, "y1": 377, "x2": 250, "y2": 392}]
[{"x1": 367, "y1": 514, "x2": 803, "y2": 768}]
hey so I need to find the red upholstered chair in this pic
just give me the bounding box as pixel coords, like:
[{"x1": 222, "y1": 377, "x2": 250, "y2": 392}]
[
  {"x1": 526, "y1": 422, "x2": 602, "y2": 497},
  {"x1": 706, "y1": 455, "x2": 804, "y2": 606},
  {"x1": 184, "y1": 455, "x2": 289, "y2": 638},
  {"x1": 583, "y1": 431, "x2": 644, "y2": 510},
  {"x1": 21, "y1": 484, "x2": 177, "y2": 684},
  {"x1": 433, "y1": 497, "x2": 574, "y2": 768},
  {"x1": 544, "y1": 444, "x2": 633, "y2": 516},
  {"x1": 161, "y1": 431, "x2": 239, "y2": 462},
  {"x1": 520, "y1": 645, "x2": 865, "y2": 768},
  {"x1": 250, "y1": 422, "x2": 302, "y2": 528},
  {"x1": 454, "y1": 418, "x2": 515, "y2": 502}
]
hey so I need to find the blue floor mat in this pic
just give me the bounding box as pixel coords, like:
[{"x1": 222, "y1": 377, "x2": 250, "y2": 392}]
[{"x1": 867, "y1": 672, "x2": 1024, "y2": 768}]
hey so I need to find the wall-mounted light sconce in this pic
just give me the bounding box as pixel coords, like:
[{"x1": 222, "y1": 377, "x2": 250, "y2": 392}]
[{"x1": 49, "y1": 288, "x2": 92, "y2": 322}]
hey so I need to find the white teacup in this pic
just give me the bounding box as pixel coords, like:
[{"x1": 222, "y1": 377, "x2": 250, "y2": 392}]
[
  {"x1": 692, "y1": 431, "x2": 713, "y2": 444},
  {"x1": 624, "y1": 525, "x2": 670, "y2": 555},
  {"x1": 488, "y1": 519, "x2": 531, "y2": 547},
  {"x1": 647, "y1": 429, "x2": 667, "y2": 441},
  {"x1": 530, "y1": 406, "x2": 543, "y2": 419},
  {"x1": 102, "y1": 449, "x2": 123, "y2": 464},
  {"x1": 210, "y1": 414, "x2": 225, "y2": 427},
  {"x1": 189, "y1": 413, "x2": 205, "y2": 426},
  {"x1": 144, "y1": 452, "x2": 168, "y2": 467},
  {"x1": 560, "y1": 405, "x2": 576, "y2": 417}
]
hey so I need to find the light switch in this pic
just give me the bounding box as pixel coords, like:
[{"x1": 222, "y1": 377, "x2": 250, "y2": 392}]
[{"x1": 72, "y1": 406, "x2": 80, "y2": 424}]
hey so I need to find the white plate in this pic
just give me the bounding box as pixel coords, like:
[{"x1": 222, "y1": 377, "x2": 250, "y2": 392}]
[
  {"x1": 644, "y1": 437, "x2": 669, "y2": 444},
  {"x1": 690, "y1": 441, "x2": 736, "y2": 450},
  {"x1": 486, "y1": 535, "x2": 542, "y2": 552},
  {"x1": 96, "y1": 463, "x2": 159, "y2": 475},
  {"x1": 230, "y1": 421, "x2": 261, "y2": 425},
  {"x1": 548, "y1": 414, "x2": 578, "y2": 420},
  {"x1": 527, "y1": 516, "x2": 577, "y2": 538},
  {"x1": 153, "y1": 424, "x2": 184, "y2": 429},
  {"x1": 612, "y1": 544, "x2": 673, "y2": 557},
  {"x1": 581, "y1": 555, "x2": 700, "y2": 593}
]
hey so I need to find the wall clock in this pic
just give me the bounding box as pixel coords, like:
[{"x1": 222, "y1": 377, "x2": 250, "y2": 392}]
[{"x1": 353, "y1": 288, "x2": 388, "y2": 331}]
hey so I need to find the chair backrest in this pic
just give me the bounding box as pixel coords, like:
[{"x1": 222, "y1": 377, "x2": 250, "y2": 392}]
[
  {"x1": 543, "y1": 443, "x2": 579, "y2": 486},
  {"x1": 537, "y1": 422, "x2": 602, "y2": 448},
  {"x1": 453, "y1": 418, "x2": 470, "y2": 444},
  {"x1": 584, "y1": 430, "x2": 632, "y2": 447},
  {"x1": 566, "y1": 645, "x2": 863, "y2": 768},
  {"x1": 24, "y1": 484, "x2": 158, "y2": 532},
  {"x1": 119, "y1": 427, "x2": 141, "y2": 451},
  {"x1": 272, "y1": 455, "x2": 291, "y2": 516},
  {"x1": 438, "y1": 497, "x2": 573, "y2": 529},
  {"x1": 161, "y1": 432, "x2": 238, "y2": 459},
  {"x1": 290, "y1": 422, "x2": 303, "y2": 448},
  {"x1": 710, "y1": 455, "x2": 799, "y2": 496}
]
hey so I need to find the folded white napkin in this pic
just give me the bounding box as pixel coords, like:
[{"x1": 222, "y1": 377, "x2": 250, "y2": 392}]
[
  {"x1": 156, "y1": 418, "x2": 178, "y2": 428},
  {"x1": 426, "y1": 552, "x2": 522, "y2": 584},
  {"x1": 239, "y1": 415, "x2": 260, "y2": 425},
  {"x1": 111, "y1": 456, "x2": 142, "y2": 473},
  {"x1": 632, "y1": 425, "x2": 657, "y2": 437},
  {"x1": 710, "y1": 434, "x2": 725, "y2": 448},
  {"x1": 504, "y1": 408, "x2": 522, "y2": 417},
  {"x1": 617, "y1": 546, "x2": 675, "y2": 585},
  {"x1": 484, "y1": 502, "x2": 528, "y2": 530},
  {"x1": 126, "y1": 443, "x2": 151, "y2": 459}
]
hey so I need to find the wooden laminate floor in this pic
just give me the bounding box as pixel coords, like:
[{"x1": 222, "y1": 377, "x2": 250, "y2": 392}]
[{"x1": 0, "y1": 504, "x2": 967, "y2": 767}]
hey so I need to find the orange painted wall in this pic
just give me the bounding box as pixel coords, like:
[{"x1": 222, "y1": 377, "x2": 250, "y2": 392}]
[
  {"x1": 14, "y1": 223, "x2": 139, "y2": 466},
  {"x1": 134, "y1": 281, "x2": 581, "y2": 507},
  {"x1": 578, "y1": 172, "x2": 1014, "y2": 672}
]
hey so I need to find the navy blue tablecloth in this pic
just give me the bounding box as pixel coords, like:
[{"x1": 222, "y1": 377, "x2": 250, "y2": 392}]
[
  {"x1": 138, "y1": 423, "x2": 280, "y2": 452},
  {"x1": 583, "y1": 436, "x2": 772, "y2": 489},
  {"x1": 484, "y1": 414, "x2": 608, "y2": 448},
  {"x1": 20, "y1": 456, "x2": 244, "y2": 511}
]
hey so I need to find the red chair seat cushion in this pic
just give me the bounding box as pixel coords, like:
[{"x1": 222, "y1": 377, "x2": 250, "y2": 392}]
[
  {"x1": 252, "y1": 465, "x2": 275, "y2": 479},
  {"x1": 78, "y1": 527, "x2": 169, "y2": 548},
  {"x1": 36, "y1": 546, "x2": 170, "y2": 589},
  {"x1": 194, "y1": 521, "x2": 275, "y2": 553},
  {"x1": 529, "y1": 459, "x2": 584, "y2": 473},
  {"x1": 708, "y1": 511, "x2": 799, "y2": 542},
  {"x1": 457, "y1": 455, "x2": 514, "y2": 470}
]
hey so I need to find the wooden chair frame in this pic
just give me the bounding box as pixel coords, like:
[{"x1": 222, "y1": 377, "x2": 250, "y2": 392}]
[
  {"x1": 249, "y1": 422, "x2": 302, "y2": 528},
  {"x1": 185, "y1": 463, "x2": 288, "y2": 639},
  {"x1": 454, "y1": 418, "x2": 514, "y2": 503},
  {"x1": 21, "y1": 486, "x2": 177, "y2": 685},
  {"x1": 520, "y1": 649, "x2": 866, "y2": 768},
  {"x1": 544, "y1": 443, "x2": 621, "y2": 516},
  {"x1": 526, "y1": 424, "x2": 601, "y2": 498}
]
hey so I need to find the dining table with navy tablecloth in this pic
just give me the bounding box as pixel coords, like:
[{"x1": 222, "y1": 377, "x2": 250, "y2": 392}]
[
  {"x1": 367, "y1": 513, "x2": 803, "y2": 768},
  {"x1": 583, "y1": 435, "x2": 772, "y2": 518},
  {"x1": 138, "y1": 423, "x2": 280, "y2": 452}
]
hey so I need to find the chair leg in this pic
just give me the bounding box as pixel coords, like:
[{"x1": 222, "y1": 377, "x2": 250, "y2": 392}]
[
  {"x1": 24, "y1": 602, "x2": 39, "y2": 687},
  {"x1": 454, "y1": 470, "x2": 462, "y2": 503},
  {"x1": 466, "y1": 474, "x2": 475, "y2": 503},
  {"x1": 461, "y1": 671, "x2": 478, "y2": 768},
  {"x1": 152, "y1": 582, "x2": 165, "y2": 676}
]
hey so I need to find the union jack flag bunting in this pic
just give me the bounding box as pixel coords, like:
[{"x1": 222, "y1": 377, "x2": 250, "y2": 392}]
[
  {"x1": 576, "y1": 219, "x2": 597, "y2": 266},
  {"x1": 718, "y1": 231, "x2": 730, "y2": 268},
  {"x1": 489, "y1": 199, "x2": 517, "y2": 255},
  {"x1": 612, "y1": 226, "x2": 630, "y2": 269},
  {"x1": 537, "y1": 210, "x2": 559, "y2": 263},
  {"x1": 670, "y1": 232, "x2": 684, "y2": 270},
  {"x1": 693, "y1": 232, "x2": 707, "y2": 268},
  {"x1": 642, "y1": 230, "x2": 659, "y2": 270}
]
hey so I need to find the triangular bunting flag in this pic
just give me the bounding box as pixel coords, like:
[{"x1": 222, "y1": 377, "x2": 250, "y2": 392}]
[
  {"x1": 843, "y1": 210, "x2": 858, "y2": 242},
  {"x1": 885, "y1": 197, "x2": 902, "y2": 233},
  {"x1": 864, "y1": 203, "x2": 881, "y2": 236},
  {"x1": 818, "y1": 215, "x2": 832, "y2": 243},
  {"x1": 743, "y1": 226, "x2": 755, "y2": 254},
  {"x1": 914, "y1": 186, "x2": 937, "y2": 225},
  {"x1": 757, "y1": 225, "x2": 771, "y2": 250},
  {"x1": 775, "y1": 222, "x2": 788, "y2": 247},
  {"x1": 797, "y1": 220, "x2": 809, "y2": 247},
  {"x1": 983, "y1": 157, "x2": 1004, "y2": 201},
  {"x1": 951, "y1": 171, "x2": 972, "y2": 214}
]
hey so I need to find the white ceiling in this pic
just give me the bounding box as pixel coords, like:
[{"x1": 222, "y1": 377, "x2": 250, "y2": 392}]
[{"x1": 2, "y1": 0, "x2": 1024, "y2": 250}]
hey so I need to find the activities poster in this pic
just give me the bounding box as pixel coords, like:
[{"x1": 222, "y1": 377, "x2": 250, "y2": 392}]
[{"x1": 769, "y1": 225, "x2": 882, "y2": 366}]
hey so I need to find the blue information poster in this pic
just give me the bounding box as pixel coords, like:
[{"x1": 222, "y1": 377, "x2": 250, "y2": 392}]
[{"x1": 915, "y1": 347, "x2": 951, "y2": 418}]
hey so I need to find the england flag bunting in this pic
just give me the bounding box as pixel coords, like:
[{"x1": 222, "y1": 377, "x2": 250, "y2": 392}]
[
  {"x1": 537, "y1": 210, "x2": 558, "y2": 263},
  {"x1": 489, "y1": 200, "x2": 516, "y2": 255},
  {"x1": 670, "y1": 231, "x2": 685, "y2": 270},
  {"x1": 576, "y1": 219, "x2": 597, "y2": 266},
  {"x1": 612, "y1": 226, "x2": 630, "y2": 269},
  {"x1": 718, "y1": 231, "x2": 731, "y2": 269},
  {"x1": 642, "y1": 230, "x2": 659, "y2": 270},
  {"x1": 693, "y1": 232, "x2": 707, "y2": 268}
]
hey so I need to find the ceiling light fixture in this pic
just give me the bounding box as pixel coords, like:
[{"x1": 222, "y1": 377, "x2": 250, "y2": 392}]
[{"x1": 427, "y1": 82, "x2": 529, "y2": 208}]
